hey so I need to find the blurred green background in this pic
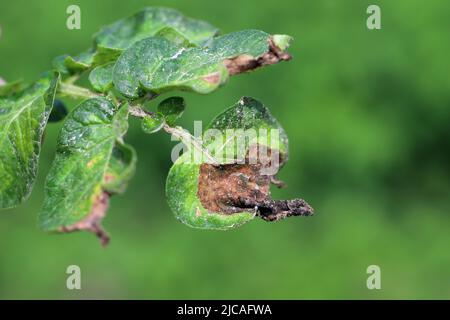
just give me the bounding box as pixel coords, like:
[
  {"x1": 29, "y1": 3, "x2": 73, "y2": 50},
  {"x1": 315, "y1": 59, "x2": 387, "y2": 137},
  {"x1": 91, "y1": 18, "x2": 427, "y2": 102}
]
[{"x1": 0, "y1": 0, "x2": 449, "y2": 299}]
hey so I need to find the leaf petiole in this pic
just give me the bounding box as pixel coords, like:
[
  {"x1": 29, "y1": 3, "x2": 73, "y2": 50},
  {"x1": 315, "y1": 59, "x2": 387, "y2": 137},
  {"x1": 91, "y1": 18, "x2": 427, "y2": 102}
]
[{"x1": 58, "y1": 82, "x2": 101, "y2": 100}]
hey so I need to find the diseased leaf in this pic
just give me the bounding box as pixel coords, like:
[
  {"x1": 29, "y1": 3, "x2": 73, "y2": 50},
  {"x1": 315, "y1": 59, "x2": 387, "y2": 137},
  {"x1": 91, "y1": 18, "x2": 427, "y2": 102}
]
[
  {"x1": 166, "y1": 97, "x2": 295, "y2": 230},
  {"x1": 206, "y1": 96, "x2": 289, "y2": 160},
  {"x1": 54, "y1": 7, "x2": 219, "y2": 74},
  {"x1": 0, "y1": 72, "x2": 60, "y2": 209},
  {"x1": 113, "y1": 30, "x2": 292, "y2": 98},
  {"x1": 157, "y1": 97, "x2": 185, "y2": 126},
  {"x1": 89, "y1": 62, "x2": 114, "y2": 92},
  {"x1": 166, "y1": 157, "x2": 255, "y2": 230},
  {"x1": 39, "y1": 98, "x2": 136, "y2": 244}
]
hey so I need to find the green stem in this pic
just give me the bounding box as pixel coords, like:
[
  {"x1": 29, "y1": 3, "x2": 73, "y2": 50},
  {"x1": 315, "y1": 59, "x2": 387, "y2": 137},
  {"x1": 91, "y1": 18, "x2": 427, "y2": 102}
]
[
  {"x1": 129, "y1": 105, "x2": 219, "y2": 165},
  {"x1": 58, "y1": 82, "x2": 101, "y2": 100}
]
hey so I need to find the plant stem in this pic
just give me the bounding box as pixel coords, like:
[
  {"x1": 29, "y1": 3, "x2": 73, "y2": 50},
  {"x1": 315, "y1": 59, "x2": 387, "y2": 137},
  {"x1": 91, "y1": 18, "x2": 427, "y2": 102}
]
[
  {"x1": 65, "y1": 74, "x2": 80, "y2": 85},
  {"x1": 58, "y1": 82, "x2": 101, "y2": 100},
  {"x1": 163, "y1": 125, "x2": 219, "y2": 165},
  {"x1": 128, "y1": 105, "x2": 155, "y2": 117},
  {"x1": 129, "y1": 105, "x2": 219, "y2": 165}
]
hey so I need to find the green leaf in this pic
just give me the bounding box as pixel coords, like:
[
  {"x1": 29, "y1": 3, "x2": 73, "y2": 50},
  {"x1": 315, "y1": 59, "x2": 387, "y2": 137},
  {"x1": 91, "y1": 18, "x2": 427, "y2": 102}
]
[
  {"x1": 141, "y1": 113, "x2": 165, "y2": 134},
  {"x1": 103, "y1": 143, "x2": 137, "y2": 194},
  {"x1": 52, "y1": 48, "x2": 95, "y2": 74},
  {"x1": 55, "y1": 7, "x2": 219, "y2": 74},
  {"x1": 113, "y1": 30, "x2": 292, "y2": 98},
  {"x1": 206, "y1": 96, "x2": 289, "y2": 159},
  {"x1": 165, "y1": 97, "x2": 289, "y2": 230},
  {"x1": 157, "y1": 97, "x2": 185, "y2": 126},
  {"x1": 94, "y1": 7, "x2": 219, "y2": 51},
  {"x1": 166, "y1": 158, "x2": 255, "y2": 230},
  {"x1": 39, "y1": 98, "x2": 135, "y2": 242},
  {"x1": 0, "y1": 72, "x2": 60, "y2": 209},
  {"x1": 89, "y1": 62, "x2": 114, "y2": 92},
  {"x1": 155, "y1": 27, "x2": 198, "y2": 48}
]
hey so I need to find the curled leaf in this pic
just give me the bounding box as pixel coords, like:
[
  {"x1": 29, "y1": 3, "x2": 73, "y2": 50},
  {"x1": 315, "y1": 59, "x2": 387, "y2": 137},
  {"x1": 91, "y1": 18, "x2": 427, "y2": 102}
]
[
  {"x1": 53, "y1": 48, "x2": 96, "y2": 74},
  {"x1": 113, "y1": 30, "x2": 292, "y2": 98},
  {"x1": 166, "y1": 97, "x2": 312, "y2": 230}
]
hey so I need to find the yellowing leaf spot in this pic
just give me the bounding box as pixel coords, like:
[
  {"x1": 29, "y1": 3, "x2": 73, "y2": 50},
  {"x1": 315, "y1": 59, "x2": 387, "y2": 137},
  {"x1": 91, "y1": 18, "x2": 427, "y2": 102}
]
[{"x1": 87, "y1": 158, "x2": 98, "y2": 169}]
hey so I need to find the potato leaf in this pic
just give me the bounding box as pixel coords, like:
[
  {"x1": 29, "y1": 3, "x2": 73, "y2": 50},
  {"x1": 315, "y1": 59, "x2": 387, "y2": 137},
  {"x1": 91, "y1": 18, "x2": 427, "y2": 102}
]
[
  {"x1": 89, "y1": 62, "x2": 115, "y2": 92},
  {"x1": 206, "y1": 96, "x2": 289, "y2": 160},
  {"x1": 39, "y1": 98, "x2": 136, "y2": 244},
  {"x1": 0, "y1": 72, "x2": 60, "y2": 209},
  {"x1": 157, "y1": 97, "x2": 185, "y2": 126},
  {"x1": 52, "y1": 48, "x2": 96, "y2": 74},
  {"x1": 166, "y1": 97, "x2": 291, "y2": 230},
  {"x1": 94, "y1": 7, "x2": 218, "y2": 51},
  {"x1": 54, "y1": 7, "x2": 219, "y2": 74},
  {"x1": 155, "y1": 27, "x2": 198, "y2": 48},
  {"x1": 113, "y1": 30, "x2": 292, "y2": 98}
]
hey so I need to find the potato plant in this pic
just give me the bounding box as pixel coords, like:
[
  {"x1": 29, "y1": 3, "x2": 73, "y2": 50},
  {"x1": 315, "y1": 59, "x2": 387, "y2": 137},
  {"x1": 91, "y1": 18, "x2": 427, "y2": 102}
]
[{"x1": 0, "y1": 7, "x2": 313, "y2": 245}]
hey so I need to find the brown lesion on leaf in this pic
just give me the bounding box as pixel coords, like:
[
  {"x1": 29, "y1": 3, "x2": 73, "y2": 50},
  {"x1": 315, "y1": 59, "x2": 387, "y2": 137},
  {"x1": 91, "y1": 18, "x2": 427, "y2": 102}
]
[
  {"x1": 198, "y1": 162, "x2": 271, "y2": 214},
  {"x1": 224, "y1": 37, "x2": 292, "y2": 76},
  {"x1": 58, "y1": 190, "x2": 111, "y2": 246},
  {"x1": 237, "y1": 198, "x2": 314, "y2": 222},
  {"x1": 202, "y1": 72, "x2": 221, "y2": 84},
  {"x1": 197, "y1": 145, "x2": 314, "y2": 221}
]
